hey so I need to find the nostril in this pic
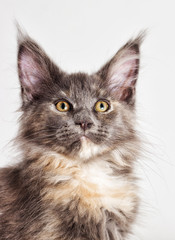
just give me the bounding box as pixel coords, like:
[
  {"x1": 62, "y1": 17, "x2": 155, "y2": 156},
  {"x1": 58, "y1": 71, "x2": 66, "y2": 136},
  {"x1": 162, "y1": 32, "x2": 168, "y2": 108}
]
[{"x1": 86, "y1": 122, "x2": 93, "y2": 129}]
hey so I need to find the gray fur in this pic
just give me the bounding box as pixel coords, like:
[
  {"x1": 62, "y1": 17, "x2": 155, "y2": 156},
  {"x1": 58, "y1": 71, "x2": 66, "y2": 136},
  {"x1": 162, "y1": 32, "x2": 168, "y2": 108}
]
[{"x1": 0, "y1": 31, "x2": 144, "y2": 240}]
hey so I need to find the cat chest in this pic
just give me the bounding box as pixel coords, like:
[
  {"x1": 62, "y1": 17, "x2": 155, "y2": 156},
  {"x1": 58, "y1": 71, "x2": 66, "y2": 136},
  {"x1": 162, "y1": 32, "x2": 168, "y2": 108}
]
[{"x1": 42, "y1": 160, "x2": 137, "y2": 221}]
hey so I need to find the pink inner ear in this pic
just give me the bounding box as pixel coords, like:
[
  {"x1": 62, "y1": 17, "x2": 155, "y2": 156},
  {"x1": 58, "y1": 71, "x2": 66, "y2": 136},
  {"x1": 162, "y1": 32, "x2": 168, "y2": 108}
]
[
  {"x1": 20, "y1": 53, "x2": 40, "y2": 87},
  {"x1": 19, "y1": 51, "x2": 44, "y2": 100},
  {"x1": 108, "y1": 56, "x2": 138, "y2": 94}
]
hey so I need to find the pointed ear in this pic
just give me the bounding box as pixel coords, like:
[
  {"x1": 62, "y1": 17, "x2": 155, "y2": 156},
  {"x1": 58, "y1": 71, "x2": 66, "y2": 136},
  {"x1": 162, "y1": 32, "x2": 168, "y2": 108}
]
[
  {"x1": 97, "y1": 34, "x2": 144, "y2": 105},
  {"x1": 17, "y1": 31, "x2": 61, "y2": 103}
]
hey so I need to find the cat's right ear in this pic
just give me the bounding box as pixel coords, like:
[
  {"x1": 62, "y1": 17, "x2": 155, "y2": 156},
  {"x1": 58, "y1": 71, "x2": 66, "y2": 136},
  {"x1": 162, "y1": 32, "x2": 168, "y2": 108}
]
[
  {"x1": 17, "y1": 29, "x2": 61, "y2": 103},
  {"x1": 97, "y1": 33, "x2": 144, "y2": 105}
]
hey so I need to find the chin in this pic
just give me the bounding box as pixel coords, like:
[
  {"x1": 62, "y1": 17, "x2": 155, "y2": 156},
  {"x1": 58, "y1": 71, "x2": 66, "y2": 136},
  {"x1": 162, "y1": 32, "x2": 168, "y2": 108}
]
[{"x1": 76, "y1": 136, "x2": 108, "y2": 161}]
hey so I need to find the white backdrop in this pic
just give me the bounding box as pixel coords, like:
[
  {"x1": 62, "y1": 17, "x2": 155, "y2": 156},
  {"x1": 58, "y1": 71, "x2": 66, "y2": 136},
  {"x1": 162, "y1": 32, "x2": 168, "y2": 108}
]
[{"x1": 0, "y1": 0, "x2": 175, "y2": 239}]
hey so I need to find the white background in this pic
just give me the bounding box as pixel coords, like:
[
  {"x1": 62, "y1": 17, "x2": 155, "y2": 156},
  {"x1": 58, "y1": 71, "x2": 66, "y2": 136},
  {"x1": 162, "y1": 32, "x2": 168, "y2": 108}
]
[{"x1": 0, "y1": 0, "x2": 175, "y2": 239}]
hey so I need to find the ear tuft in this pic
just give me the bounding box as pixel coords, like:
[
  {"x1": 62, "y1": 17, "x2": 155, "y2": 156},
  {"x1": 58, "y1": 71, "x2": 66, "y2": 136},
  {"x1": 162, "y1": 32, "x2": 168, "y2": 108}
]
[{"x1": 124, "y1": 30, "x2": 146, "y2": 49}]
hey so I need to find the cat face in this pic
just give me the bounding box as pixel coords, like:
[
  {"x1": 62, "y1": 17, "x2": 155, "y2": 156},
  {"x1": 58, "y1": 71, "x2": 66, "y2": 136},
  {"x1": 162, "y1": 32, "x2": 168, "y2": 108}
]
[{"x1": 17, "y1": 32, "x2": 142, "y2": 160}]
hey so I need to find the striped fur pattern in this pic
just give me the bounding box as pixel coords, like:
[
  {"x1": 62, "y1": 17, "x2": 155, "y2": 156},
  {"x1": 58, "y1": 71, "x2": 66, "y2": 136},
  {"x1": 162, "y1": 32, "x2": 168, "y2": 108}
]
[{"x1": 0, "y1": 31, "x2": 143, "y2": 239}]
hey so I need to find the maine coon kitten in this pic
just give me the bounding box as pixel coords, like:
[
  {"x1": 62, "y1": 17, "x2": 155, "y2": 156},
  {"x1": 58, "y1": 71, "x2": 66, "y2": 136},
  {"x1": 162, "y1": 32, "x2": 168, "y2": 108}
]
[{"x1": 0, "y1": 31, "x2": 143, "y2": 240}]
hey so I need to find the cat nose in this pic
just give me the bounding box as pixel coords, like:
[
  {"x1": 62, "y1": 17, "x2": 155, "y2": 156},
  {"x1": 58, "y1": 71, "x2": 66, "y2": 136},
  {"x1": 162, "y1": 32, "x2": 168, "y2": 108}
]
[{"x1": 75, "y1": 121, "x2": 93, "y2": 131}]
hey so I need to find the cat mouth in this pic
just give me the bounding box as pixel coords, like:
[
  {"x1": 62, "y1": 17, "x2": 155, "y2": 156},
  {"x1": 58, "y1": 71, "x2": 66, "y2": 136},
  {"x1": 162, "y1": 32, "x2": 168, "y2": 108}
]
[
  {"x1": 79, "y1": 133, "x2": 95, "y2": 145},
  {"x1": 79, "y1": 132, "x2": 101, "y2": 145}
]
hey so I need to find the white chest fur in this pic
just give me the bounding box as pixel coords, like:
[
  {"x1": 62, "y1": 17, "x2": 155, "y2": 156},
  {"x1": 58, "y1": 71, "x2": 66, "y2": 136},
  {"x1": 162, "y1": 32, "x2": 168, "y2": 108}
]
[
  {"x1": 74, "y1": 160, "x2": 137, "y2": 218},
  {"x1": 42, "y1": 153, "x2": 138, "y2": 222}
]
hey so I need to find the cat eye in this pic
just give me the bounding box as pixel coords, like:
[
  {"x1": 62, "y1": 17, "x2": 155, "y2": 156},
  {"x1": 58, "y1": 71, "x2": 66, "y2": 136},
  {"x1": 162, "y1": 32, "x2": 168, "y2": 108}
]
[
  {"x1": 56, "y1": 100, "x2": 70, "y2": 112},
  {"x1": 95, "y1": 100, "x2": 110, "y2": 112}
]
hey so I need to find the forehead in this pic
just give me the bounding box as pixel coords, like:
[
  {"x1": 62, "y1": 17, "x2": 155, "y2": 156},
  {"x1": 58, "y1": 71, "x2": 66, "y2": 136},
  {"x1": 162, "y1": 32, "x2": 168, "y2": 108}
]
[{"x1": 62, "y1": 73, "x2": 108, "y2": 102}]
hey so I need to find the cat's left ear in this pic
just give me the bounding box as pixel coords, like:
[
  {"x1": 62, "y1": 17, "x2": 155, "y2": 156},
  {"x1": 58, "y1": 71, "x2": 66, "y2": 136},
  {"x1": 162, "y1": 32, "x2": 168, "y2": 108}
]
[{"x1": 97, "y1": 34, "x2": 144, "y2": 105}]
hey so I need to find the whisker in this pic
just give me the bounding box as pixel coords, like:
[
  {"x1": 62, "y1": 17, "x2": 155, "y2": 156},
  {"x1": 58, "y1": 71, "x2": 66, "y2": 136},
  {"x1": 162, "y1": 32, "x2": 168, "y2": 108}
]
[{"x1": 21, "y1": 132, "x2": 56, "y2": 140}]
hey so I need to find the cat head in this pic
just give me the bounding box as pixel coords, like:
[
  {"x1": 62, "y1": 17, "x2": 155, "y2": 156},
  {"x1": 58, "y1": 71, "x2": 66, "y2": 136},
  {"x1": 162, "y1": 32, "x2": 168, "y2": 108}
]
[{"x1": 17, "y1": 32, "x2": 143, "y2": 161}]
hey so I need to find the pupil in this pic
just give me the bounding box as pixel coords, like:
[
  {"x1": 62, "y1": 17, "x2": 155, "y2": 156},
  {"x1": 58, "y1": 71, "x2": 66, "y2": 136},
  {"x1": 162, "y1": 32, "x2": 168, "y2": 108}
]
[
  {"x1": 100, "y1": 103, "x2": 104, "y2": 109},
  {"x1": 61, "y1": 103, "x2": 66, "y2": 109}
]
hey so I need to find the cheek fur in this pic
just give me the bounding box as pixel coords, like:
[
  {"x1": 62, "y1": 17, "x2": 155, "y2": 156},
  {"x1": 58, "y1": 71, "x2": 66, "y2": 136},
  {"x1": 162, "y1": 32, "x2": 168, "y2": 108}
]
[{"x1": 103, "y1": 102, "x2": 136, "y2": 145}]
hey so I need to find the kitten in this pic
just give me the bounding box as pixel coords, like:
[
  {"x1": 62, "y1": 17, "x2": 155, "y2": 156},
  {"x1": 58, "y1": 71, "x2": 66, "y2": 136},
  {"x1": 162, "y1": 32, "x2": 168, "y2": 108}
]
[{"x1": 0, "y1": 30, "x2": 143, "y2": 240}]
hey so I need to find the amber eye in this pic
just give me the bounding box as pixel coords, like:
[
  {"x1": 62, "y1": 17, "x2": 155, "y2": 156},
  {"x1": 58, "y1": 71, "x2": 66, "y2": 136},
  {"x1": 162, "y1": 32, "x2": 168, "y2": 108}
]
[
  {"x1": 56, "y1": 101, "x2": 70, "y2": 112},
  {"x1": 95, "y1": 100, "x2": 109, "y2": 112}
]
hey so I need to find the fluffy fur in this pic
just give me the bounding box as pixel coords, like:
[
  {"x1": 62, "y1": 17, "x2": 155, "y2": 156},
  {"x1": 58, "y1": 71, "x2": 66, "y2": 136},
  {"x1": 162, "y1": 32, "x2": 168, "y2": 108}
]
[{"x1": 0, "y1": 31, "x2": 144, "y2": 240}]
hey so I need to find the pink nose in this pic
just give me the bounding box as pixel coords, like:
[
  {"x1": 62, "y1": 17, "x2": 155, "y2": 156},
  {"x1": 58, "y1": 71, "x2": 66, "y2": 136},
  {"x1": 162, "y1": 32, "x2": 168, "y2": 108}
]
[{"x1": 75, "y1": 121, "x2": 93, "y2": 131}]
